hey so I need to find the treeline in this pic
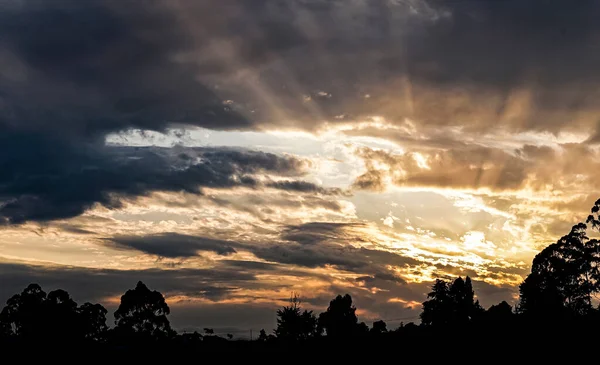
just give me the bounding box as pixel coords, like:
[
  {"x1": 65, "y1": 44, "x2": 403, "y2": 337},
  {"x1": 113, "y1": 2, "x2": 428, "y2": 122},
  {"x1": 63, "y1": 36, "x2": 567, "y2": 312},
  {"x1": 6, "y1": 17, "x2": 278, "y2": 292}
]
[{"x1": 4, "y1": 201, "x2": 600, "y2": 350}]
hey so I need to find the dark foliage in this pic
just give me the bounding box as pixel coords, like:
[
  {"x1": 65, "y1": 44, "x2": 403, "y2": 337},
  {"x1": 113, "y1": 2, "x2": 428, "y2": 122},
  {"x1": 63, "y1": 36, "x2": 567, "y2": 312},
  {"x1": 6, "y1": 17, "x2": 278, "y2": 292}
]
[
  {"x1": 0, "y1": 283, "x2": 107, "y2": 343},
  {"x1": 114, "y1": 281, "x2": 175, "y2": 341},
  {"x1": 370, "y1": 320, "x2": 387, "y2": 334},
  {"x1": 275, "y1": 293, "x2": 318, "y2": 341},
  {"x1": 420, "y1": 276, "x2": 482, "y2": 327},
  {"x1": 317, "y1": 294, "x2": 359, "y2": 337},
  {"x1": 518, "y1": 200, "x2": 600, "y2": 320}
]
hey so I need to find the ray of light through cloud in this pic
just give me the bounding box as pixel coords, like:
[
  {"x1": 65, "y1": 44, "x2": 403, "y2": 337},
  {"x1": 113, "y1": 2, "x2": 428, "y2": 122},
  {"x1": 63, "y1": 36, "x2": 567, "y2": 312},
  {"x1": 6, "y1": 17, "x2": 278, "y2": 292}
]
[{"x1": 2, "y1": 0, "x2": 600, "y2": 335}]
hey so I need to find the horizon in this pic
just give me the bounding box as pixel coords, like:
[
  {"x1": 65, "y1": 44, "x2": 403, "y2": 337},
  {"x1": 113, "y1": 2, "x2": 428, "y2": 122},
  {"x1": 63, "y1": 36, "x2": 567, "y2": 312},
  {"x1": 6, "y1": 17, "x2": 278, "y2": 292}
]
[{"x1": 2, "y1": 0, "x2": 600, "y2": 336}]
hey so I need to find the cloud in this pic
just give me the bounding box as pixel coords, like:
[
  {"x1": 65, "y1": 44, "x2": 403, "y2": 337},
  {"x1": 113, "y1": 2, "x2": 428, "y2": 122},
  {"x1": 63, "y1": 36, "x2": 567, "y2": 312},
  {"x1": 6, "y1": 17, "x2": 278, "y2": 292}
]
[
  {"x1": 353, "y1": 146, "x2": 527, "y2": 191},
  {"x1": 0, "y1": 1, "x2": 250, "y2": 135},
  {"x1": 2, "y1": 0, "x2": 600, "y2": 224},
  {"x1": 265, "y1": 180, "x2": 345, "y2": 195},
  {"x1": 0, "y1": 144, "x2": 318, "y2": 223},
  {"x1": 140, "y1": 0, "x2": 600, "y2": 134},
  {"x1": 250, "y1": 243, "x2": 417, "y2": 272},
  {"x1": 0, "y1": 1, "x2": 348, "y2": 224},
  {"x1": 356, "y1": 272, "x2": 406, "y2": 285},
  {"x1": 108, "y1": 233, "x2": 238, "y2": 258},
  {"x1": 352, "y1": 143, "x2": 600, "y2": 193},
  {"x1": 100, "y1": 222, "x2": 420, "y2": 283},
  {"x1": 261, "y1": 222, "x2": 422, "y2": 275},
  {"x1": 0, "y1": 261, "x2": 259, "y2": 304},
  {"x1": 281, "y1": 222, "x2": 363, "y2": 245},
  {"x1": 4, "y1": 0, "x2": 600, "y2": 136}
]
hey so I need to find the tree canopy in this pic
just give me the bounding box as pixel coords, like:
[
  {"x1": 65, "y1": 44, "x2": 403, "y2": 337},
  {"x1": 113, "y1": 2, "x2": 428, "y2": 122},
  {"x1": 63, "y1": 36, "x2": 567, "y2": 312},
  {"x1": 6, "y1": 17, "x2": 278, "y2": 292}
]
[
  {"x1": 274, "y1": 293, "x2": 318, "y2": 341},
  {"x1": 0, "y1": 283, "x2": 107, "y2": 342},
  {"x1": 114, "y1": 281, "x2": 175, "y2": 340},
  {"x1": 518, "y1": 200, "x2": 600, "y2": 319},
  {"x1": 317, "y1": 294, "x2": 359, "y2": 337}
]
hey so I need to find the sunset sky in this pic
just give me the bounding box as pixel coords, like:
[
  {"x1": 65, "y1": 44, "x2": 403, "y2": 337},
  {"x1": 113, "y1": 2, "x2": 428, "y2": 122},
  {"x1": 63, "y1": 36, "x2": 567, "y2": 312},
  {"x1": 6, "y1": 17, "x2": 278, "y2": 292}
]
[{"x1": 1, "y1": 0, "x2": 599, "y2": 335}]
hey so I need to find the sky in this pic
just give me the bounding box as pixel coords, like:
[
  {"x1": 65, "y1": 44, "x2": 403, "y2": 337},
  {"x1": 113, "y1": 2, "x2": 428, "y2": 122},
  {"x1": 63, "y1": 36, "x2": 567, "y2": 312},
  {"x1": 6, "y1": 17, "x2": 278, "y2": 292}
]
[{"x1": 1, "y1": 0, "x2": 600, "y2": 336}]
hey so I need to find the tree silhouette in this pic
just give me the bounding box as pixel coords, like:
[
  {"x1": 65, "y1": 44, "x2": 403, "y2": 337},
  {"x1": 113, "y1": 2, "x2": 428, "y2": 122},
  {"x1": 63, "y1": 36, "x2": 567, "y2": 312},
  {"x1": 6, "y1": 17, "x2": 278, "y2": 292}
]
[
  {"x1": 370, "y1": 320, "x2": 387, "y2": 334},
  {"x1": 114, "y1": 281, "x2": 174, "y2": 340},
  {"x1": 78, "y1": 302, "x2": 108, "y2": 341},
  {"x1": 421, "y1": 276, "x2": 479, "y2": 327},
  {"x1": 0, "y1": 283, "x2": 108, "y2": 343},
  {"x1": 317, "y1": 294, "x2": 359, "y2": 337},
  {"x1": 275, "y1": 293, "x2": 318, "y2": 340},
  {"x1": 203, "y1": 328, "x2": 214, "y2": 335},
  {"x1": 518, "y1": 222, "x2": 600, "y2": 318},
  {"x1": 450, "y1": 276, "x2": 478, "y2": 324},
  {"x1": 449, "y1": 277, "x2": 468, "y2": 324},
  {"x1": 45, "y1": 289, "x2": 79, "y2": 340},
  {"x1": 0, "y1": 284, "x2": 47, "y2": 339},
  {"x1": 420, "y1": 279, "x2": 451, "y2": 327}
]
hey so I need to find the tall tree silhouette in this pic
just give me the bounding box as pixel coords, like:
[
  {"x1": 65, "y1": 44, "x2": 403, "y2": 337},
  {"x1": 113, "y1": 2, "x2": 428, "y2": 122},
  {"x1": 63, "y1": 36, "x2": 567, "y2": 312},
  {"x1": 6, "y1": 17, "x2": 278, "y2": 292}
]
[
  {"x1": 450, "y1": 276, "x2": 477, "y2": 324},
  {"x1": 78, "y1": 302, "x2": 108, "y2": 341},
  {"x1": 317, "y1": 294, "x2": 359, "y2": 337},
  {"x1": 45, "y1": 289, "x2": 79, "y2": 339},
  {"x1": 114, "y1": 281, "x2": 175, "y2": 340},
  {"x1": 421, "y1": 276, "x2": 479, "y2": 327},
  {"x1": 518, "y1": 220, "x2": 600, "y2": 318},
  {"x1": 0, "y1": 284, "x2": 46, "y2": 339},
  {"x1": 420, "y1": 279, "x2": 451, "y2": 327},
  {"x1": 275, "y1": 293, "x2": 318, "y2": 340}
]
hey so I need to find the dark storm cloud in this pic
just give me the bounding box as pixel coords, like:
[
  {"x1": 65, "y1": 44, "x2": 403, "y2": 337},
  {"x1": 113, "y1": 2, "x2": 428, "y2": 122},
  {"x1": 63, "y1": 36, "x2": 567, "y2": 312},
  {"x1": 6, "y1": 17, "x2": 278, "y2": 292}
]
[
  {"x1": 0, "y1": 144, "x2": 315, "y2": 223},
  {"x1": 122, "y1": 0, "x2": 600, "y2": 132},
  {"x1": 249, "y1": 243, "x2": 418, "y2": 272},
  {"x1": 0, "y1": 1, "x2": 330, "y2": 224},
  {"x1": 2, "y1": 0, "x2": 599, "y2": 222},
  {"x1": 0, "y1": 1, "x2": 250, "y2": 135},
  {"x1": 4, "y1": 0, "x2": 599, "y2": 135},
  {"x1": 254, "y1": 228, "x2": 422, "y2": 274},
  {"x1": 108, "y1": 233, "x2": 239, "y2": 258},
  {"x1": 265, "y1": 181, "x2": 344, "y2": 195},
  {"x1": 104, "y1": 223, "x2": 420, "y2": 276}
]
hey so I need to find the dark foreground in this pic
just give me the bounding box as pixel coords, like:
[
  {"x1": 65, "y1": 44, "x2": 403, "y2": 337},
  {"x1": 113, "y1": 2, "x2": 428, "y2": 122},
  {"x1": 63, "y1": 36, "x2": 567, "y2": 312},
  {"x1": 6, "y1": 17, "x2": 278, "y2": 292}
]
[{"x1": 1, "y1": 323, "x2": 596, "y2": 361}]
